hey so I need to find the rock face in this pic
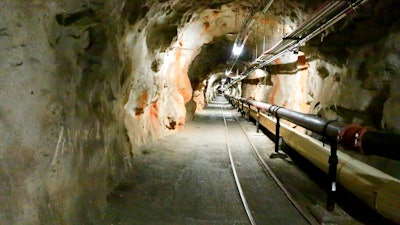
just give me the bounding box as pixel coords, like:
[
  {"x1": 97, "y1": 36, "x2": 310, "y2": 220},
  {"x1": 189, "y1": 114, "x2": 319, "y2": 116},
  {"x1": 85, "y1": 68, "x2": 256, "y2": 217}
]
[
  {"x1": 0, "y1": 0, "x2": 399, "y2": 224},
  {"x1": 241, "y1": 1, "x2": 400, "y2": 133},
  {"x1": 0, "y1": 1, "x2": 132, "y2": 224}
]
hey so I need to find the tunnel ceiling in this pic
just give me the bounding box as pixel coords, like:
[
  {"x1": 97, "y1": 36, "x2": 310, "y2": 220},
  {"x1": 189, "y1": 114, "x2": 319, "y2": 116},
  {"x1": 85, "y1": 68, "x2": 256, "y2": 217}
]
[
  {"x1": 180, "y1": 0, "x2": 400, "y2": 89},
  {"x1": 173, "y1": 0, "x2": 328, "y2": 89},
  {"x1": 188, "y1": 35, "x2": 246, "y2": 89}
]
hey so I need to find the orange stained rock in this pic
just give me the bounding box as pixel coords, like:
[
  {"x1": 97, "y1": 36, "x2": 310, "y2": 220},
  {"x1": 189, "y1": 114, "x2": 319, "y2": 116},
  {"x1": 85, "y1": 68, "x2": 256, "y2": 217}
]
[
  {"x1": 297, "y1": 53, "x2": 306, "y2": 66},
  {"x1": 173, "y1": 47, "x2": 192, "y2": 103},
  {"x1": 268, "y1": 75, "x2": 280, "y2": 105},
  {"x1": 259, "y1": 18, "x2": 276, "y2": 25},
  {"x1": 200, "y1": 21, "x2": 211, "y2": 36},
  {"x1": 298, "y1": 59, "x2": 310, "y2": 113},
  {"x1": 149, "y1": 100, "x2": 160, "y2": 135},
  {"x1": 203, "y1": 22, "x2": 210, "y2": 32},
  {"x1": 173, "y1": 93, "x2": 186, "y2": 131},
  {"x1": 135, "y1": 90, "x2": 148, "y2": 116}
]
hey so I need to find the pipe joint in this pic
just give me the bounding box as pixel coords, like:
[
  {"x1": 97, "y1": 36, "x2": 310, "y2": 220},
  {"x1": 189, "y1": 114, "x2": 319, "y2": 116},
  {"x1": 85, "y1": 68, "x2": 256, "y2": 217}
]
[{"x1": 338, "y1": 124, "x2": 371, "y2": 154}]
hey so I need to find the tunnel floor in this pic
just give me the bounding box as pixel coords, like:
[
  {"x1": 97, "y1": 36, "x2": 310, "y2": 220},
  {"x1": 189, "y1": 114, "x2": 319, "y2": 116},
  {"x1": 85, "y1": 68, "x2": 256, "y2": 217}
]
[{"x1": 103, "y1": 96, "x2": 382, "y2": 225}]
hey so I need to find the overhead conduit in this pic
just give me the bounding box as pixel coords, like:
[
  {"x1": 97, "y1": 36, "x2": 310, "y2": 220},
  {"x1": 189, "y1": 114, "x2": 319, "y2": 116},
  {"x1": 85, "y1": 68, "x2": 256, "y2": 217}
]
[
  {"x1": 225, "y1": 95, "x2": 400, "y2": 224},
  {"x1": 226, "y1": 0, "x2": 275, "y2": 76},
  {"x1": 224, "y1": 0, "x2": 369, "y2": 89}
]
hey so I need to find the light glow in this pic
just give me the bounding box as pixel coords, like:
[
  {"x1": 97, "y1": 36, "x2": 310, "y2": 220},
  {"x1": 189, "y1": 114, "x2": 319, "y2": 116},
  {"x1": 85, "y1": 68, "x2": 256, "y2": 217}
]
[{"x1": 232, "y1": 43, "x2": 244, "y2": 56}]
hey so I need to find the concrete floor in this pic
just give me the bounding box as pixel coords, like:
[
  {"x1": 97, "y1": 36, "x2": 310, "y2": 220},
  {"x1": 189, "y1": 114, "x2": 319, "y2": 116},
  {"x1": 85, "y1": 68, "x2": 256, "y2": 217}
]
[{"x1": 103, "y1": 96, "x2": 393, "y2": 225}]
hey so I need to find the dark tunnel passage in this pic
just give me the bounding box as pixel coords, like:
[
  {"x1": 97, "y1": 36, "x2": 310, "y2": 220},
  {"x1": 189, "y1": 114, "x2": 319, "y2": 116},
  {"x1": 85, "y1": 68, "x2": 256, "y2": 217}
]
[{"x1": 0, "y1": 0, "x2": 399, "y2": 224}]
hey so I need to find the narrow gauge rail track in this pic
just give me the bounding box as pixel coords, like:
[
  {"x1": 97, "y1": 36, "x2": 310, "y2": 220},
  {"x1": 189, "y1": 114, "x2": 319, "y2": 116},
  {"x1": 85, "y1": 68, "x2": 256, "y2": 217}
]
[{"x1": 218, "y1": 96, "x2": 318, "y2": 225}]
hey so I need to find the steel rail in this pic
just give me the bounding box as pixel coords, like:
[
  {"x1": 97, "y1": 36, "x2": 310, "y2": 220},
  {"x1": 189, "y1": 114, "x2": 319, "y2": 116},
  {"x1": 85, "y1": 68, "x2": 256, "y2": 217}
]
[
  {"x1": 232, "y1": 113, "x2": 318, "y2": 225},
  {"x1": 221, "y1": 105, "x2": 257, "y2": 225},
  {"x1": 224, "y1": 94, "x2": 400, "y2": 223}
]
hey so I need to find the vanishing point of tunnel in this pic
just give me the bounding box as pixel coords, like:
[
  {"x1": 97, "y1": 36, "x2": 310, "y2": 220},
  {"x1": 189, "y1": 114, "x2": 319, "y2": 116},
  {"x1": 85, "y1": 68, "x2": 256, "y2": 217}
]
[{"x1": 0, "y1": 0, "x2": 399, "y2": 224}]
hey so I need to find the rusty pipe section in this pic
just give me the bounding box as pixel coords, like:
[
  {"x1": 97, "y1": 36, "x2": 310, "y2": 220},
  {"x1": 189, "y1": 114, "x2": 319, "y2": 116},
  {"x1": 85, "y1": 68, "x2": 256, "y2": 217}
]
[{"x1": 228, "y1": 95, "x2": 400, "y2": 160}]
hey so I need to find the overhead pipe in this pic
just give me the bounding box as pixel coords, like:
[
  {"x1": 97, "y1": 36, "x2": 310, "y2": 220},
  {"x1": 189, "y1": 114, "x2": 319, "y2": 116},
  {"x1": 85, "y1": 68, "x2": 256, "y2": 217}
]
[
  {"x1": 286, "y1": 1, "x2": 345, "y2": 39},
  {"x1": 226, "y1": 0, "x2": 275, "y2": 75},
  {"x1": 294, "y1": 0, "x2": 369, "y2": 49},
  {"x1": 256, "y1": 0, "x2": 366, "y2": 68},
  {"x1": 226, "y1": 94, "x2": 400, "y2": 223},
  {"x1": 224, "y1": 0, "x2": 369, "y2": 89}
]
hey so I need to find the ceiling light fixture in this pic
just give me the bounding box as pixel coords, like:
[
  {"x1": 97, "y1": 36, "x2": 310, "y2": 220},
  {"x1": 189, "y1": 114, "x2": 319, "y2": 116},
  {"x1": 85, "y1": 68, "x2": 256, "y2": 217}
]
[{"x1": 232, "y1": 43, "x2": 244, "y2": 56}]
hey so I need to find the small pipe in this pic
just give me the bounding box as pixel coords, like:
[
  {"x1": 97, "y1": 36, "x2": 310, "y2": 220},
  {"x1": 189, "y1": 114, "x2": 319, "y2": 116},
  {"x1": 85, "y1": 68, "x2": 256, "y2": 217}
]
[{"x1": 224, "y1": 0, "x2": 370, "y2": 89}]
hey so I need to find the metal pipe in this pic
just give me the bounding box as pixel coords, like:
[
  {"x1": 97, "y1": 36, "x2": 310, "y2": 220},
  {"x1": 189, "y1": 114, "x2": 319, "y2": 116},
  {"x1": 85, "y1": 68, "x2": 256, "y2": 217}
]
[
  {"x1": 243, "y1": 98, "x2": 345, "y2": 140},
  {"x1": 224, "y1": 0, "x2": 370, "y2": 89},
  {"x1": 288, "y1": 1, "x2": 345, "y2": 39},
  {"x1": 228, "y1": 95, "x2": 400, "y2": 160},
  {"x1": 295, "y1": 0, "x2": 369, "y2": 48},
  {"x1": 227, "y1": 0, "x2": 275, "y2": 74},
  {"x1": 225, "y1": 94, "x2": 400, "y2": 223}
]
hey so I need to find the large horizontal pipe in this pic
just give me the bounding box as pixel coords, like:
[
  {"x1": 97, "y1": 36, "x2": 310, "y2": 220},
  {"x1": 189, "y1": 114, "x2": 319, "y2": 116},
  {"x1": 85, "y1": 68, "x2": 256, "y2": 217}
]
[
  {"x1": 226, "y1": 95, "x2": 400, "y2": 223},
  {"x1": 243, "y1": 97, "x2": 345, "y2": 139},
  {"x1": 230, "y1": 95, "x2": 400, "y2": 161}
]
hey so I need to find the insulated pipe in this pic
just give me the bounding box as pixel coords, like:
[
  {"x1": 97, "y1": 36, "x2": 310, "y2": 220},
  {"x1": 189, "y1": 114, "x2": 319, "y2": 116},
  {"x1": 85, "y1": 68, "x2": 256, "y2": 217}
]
[
  {"x1": 225, "y1": 94, "x2": 400, "y2": 223},
  {"x1": 235, "y1": 96, "x2": 400, "y2": 160},
  {"x1": 242, "y1": 98, "x2": 345, "y2": 140}
]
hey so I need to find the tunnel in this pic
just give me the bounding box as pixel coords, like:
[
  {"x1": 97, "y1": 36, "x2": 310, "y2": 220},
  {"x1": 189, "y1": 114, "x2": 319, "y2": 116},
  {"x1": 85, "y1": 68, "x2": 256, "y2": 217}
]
[{"x1": 0, "y1": 0, "x2": 399, "y2": 224}]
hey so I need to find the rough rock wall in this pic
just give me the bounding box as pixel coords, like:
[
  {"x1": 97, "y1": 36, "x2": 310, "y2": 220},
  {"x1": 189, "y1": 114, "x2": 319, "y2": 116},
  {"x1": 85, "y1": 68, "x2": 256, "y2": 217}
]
[
  {"x1": 241, "y1": 1, "x2": 400, "y2": 132},
  {"x1": 241, "y1": 1, "x2": 400, "y2": 177},
  {"x1": 0, "y1": 1, "x2": 131, "y2": 224},
  {"x1": 122, "y1": 2, "x2": 251, "y2": 145},
  {"x1": 0, "y1": 1, "x2": 257, "y2": 224}
]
